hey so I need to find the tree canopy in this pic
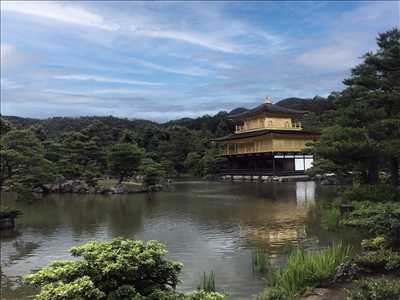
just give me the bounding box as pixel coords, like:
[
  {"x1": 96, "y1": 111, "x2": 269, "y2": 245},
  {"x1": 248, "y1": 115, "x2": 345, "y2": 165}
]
[{"x1": 310, "y1": 28, "x2": 400, "y2": 185}]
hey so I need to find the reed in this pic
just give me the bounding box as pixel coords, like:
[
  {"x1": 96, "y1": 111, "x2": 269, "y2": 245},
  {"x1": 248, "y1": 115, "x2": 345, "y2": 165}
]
[
  {"x1": 252, "y1": 248, "x2": 271, "y2": 274},
  {"x1": 321, "y1": 207, "x2": 341, "y2": 231},
  {"x1": 257, "y1": 243, "x2": 351, "y2": 300},
  {"x1": 198, "y1": 271, "x2": 216, "y2": 292}
]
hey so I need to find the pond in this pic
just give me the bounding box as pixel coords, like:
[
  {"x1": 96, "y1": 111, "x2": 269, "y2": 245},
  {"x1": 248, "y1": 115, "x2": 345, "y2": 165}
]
[{"x1": 0, "y1": 181, "x2": 363, "y2": 299}]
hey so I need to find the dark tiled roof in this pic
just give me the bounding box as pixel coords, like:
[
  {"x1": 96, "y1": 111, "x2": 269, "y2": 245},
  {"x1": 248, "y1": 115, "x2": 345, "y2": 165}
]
[
  {"x1": 229, "y1": 103, "x2": 308, "y2": 120},
  {"x1": 212, "y1": 129, "x2": 320, "y2": 142}
]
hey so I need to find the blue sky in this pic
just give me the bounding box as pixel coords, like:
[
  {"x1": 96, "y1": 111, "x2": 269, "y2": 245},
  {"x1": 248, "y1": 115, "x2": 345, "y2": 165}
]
[{"x1": 1, "y1": 1, "x2": 399, "y2": 121}]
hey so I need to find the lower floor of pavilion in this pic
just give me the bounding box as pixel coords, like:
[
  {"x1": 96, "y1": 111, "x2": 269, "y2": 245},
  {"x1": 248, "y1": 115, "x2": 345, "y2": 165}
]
[{"x1": 218, "y1": 152, "x2": 314, "y2": 176}]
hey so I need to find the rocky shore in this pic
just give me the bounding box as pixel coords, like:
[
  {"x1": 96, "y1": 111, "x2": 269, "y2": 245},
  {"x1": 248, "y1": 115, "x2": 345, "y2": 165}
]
[{"x1": 4, "y1": 178, "x2": 164, "y2": 195}]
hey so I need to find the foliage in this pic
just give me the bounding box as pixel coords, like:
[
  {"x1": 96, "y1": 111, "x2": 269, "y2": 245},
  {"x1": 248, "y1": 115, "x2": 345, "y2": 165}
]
[
  {"x1": 341, "y1": 201, "x2": 400, "y2": 242},
  {"x1": 107, "y1": 143, "x2": 144, "y2": 182},
  {"x1": 252, "y1": 249, "x2": 272, "y2": 274},
  {"x1": 346, "y1": 278, "x2": 400, "y2": 300},
  {"x1": 139, "y1": 158, "x2": 165, "y2": 186},
  {"x1": 309, "y1": 29, "x2": 400, "y2": 186},
  {"x1": 354, "y1": 249, "x2": 400, "y2": 272},
  {"x1": 187, "y1": 290, "x2": 228, "y2": 300},
  {"x1": 25, "y1": 238, "x2": 183, "y2": 300},
  {"x1": 257, "y1": 243, "x2": 351, "y2": 300},
  {"x1": 361, "y1": 236, "x2": 388, "y2": 251},
  {"x1": 0, "y1": 129, "x2": 54, "y2": 195},
  {"x1": 198, "y1": 271, "x2": 216, "y2": 293},
  {"x1": 321, "y1": 207, "x2": 341, "y2": 231},
  {"x1": 343, "y1": 184, "x2": 400, "y2": 202},
  {"x1": 25, "y1": 238, "x2": 228, "y2": 300}
]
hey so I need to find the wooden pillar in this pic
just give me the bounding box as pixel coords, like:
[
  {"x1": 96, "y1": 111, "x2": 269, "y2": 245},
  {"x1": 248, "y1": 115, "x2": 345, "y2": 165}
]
[{"x1": 272, "y1": 153, "x2": 276, "y2": 176}]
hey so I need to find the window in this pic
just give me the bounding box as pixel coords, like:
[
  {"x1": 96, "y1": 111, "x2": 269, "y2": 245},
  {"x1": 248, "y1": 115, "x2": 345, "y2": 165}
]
[{"x1": 268, "y1": 121, "x2": 273, "y2": 127}]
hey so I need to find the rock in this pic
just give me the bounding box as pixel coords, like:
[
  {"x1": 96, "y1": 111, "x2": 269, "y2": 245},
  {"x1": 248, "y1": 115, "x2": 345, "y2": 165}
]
[
  {"x1": 332, "y1": 262, "x2": 361, "y2": 283},
  {"x1": 32, "y1": 186, "x2": 44, "y2": 193}
]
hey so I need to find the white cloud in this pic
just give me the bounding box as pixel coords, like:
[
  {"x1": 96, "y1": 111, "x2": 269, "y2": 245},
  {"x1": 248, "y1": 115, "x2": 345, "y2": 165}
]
[
  {"x1": 53, "y1": 74, "x2": 162, "y2": 86},
  {"x1": 294, "y1": 1, "x2": 398, "y2": 72},
  {"x1": 133, "y1": 29, "x2": 239, "y2": 53},
  {"x1": 1, "y1": 78, "x2": 22, "y2": 90},
  {"x1": 1, "y1": 1, "x2": 118, "y2": 31},
  {"x1": 295, "y1": 44, "x2": 359, "y2": 71},
  {"x1": 131, "y1": 58, "x2": 209, "y2": 76}
]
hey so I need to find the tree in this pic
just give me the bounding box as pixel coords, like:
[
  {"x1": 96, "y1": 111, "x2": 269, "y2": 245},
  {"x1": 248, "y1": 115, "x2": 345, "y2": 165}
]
[
  {"x1": 25, "y1": 238, "x2": 227, "y2": 300},
  {"x1": 310, "y1": 29, "x2": 400, "y2": 185},
  {"x1": 0, "y1": 129, "x2": 54, "y2": 197},
  {"x1": 184, "y1": 152, "x2": 202, "y2": 176},
  {"x1": 139, "y1": 158, "x2": 165, "y2": 187},
  {"x1": 107, "y1": 143, "x2": 144, "y2": 183}
]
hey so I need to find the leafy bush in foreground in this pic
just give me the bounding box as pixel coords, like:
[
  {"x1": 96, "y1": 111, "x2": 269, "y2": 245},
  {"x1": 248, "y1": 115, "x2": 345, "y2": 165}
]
[
  {"x1": 346, "y1": 278, "x2": 400, "y2": 300},
  {"x1": 25, "y1": 238, "x2": 228, "y2": 300}
]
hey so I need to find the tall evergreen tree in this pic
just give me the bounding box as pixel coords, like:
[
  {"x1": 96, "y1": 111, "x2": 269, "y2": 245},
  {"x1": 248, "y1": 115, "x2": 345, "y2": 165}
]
[{"x1": 311, "y1": 28, "x2": 400, "y2": 185}]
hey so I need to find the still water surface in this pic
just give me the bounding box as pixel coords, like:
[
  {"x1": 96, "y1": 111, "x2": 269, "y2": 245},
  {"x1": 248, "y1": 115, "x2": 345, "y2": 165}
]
[{"x1": 1, "y1": 181, "x2": 362, "y2": 299}]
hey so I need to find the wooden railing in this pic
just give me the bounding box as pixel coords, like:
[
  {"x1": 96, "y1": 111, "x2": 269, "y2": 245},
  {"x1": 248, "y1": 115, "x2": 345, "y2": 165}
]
[{"x1": 235, "y1": 122, "x2": 302, "y2": 134}]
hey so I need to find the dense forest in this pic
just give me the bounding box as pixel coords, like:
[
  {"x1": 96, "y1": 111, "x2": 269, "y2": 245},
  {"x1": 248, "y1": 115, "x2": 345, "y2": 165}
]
[{"x1": 0, "y1": 95, "x2": 333, "y2": 189}]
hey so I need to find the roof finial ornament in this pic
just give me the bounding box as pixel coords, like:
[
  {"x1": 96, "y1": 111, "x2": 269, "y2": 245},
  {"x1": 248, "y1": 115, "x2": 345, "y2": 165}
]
[{"x1": 263, "y1": 96, "x2": 272, "y2": 104}]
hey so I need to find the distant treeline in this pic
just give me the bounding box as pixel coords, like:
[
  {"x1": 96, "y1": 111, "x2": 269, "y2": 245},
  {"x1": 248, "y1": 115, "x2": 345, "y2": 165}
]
[{"x1": 1, "y1": 96, "x2": 334, "y2": 184}]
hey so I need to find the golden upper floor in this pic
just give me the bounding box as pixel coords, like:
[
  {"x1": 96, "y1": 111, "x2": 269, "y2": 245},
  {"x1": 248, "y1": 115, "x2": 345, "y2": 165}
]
[
  {"x1": 235, "y1": 116, "x2": 302, "y2": 133},
  {"x1": 229, "y1": 99, "x2": 307, "y2": 134}
]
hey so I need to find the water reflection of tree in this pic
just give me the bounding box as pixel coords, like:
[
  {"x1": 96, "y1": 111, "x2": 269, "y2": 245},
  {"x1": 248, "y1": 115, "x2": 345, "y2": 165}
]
[{"x1": 3, "y1": 240, "x2": 40, "y2": 267}]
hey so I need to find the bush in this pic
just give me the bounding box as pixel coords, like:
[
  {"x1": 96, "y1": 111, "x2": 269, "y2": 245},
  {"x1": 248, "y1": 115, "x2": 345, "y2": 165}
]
[
  {"x1": 343, "y1": 185, "x2": 400, "y2": 202},
  {"x1": 25, "y1": 238, "x2": 227, "y2": 300},
  {"x1": 346, "y1": 278, "x2": 400, "y2": 300},
  {"x1": 341, "y1": 201, "x2": 400, "y2": 242},
  {"x1": 354, "y1": 249, "x2": 400, "y2": 272},
  {"x1": 361, "y1": 236, "x2": 388, "y2": 251}
]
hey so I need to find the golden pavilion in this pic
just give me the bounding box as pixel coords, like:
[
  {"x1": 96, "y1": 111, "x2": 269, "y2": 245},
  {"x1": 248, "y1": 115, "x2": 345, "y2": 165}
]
[{"x1": 213, "y1": 97, "x2": 319, "y2": 176}]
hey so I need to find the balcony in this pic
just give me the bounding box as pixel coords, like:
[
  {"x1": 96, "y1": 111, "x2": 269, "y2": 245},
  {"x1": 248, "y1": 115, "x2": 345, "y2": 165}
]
[{"x1": 235, "y1": 122, "x2": 302, "y2": 134}]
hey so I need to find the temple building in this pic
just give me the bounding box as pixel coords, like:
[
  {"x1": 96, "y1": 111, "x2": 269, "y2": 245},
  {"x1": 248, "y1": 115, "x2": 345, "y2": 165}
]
[{"x1": 213, "y1": 97, "x2": 320, "y2": 176}]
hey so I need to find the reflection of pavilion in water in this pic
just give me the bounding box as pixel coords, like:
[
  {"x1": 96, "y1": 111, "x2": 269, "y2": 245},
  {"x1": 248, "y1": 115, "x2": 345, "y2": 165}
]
[{"x1": 240, "y1": 181, "x2": 318, "y2": 254}]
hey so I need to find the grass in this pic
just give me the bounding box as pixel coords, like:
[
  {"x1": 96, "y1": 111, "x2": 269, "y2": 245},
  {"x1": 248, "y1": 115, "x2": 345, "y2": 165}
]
[
  {"x1": 321, "y1": 207, "x2": 341, "y2": 231},
  {"x1": 257, "y1": 243, "x2": 351, "y2": 300},
  {"x1": 198, "y1": 271, "x2": 216, "y2": 292},
  {"x1": 252, "y1": 249, "x2": 272, "y2": 274}
]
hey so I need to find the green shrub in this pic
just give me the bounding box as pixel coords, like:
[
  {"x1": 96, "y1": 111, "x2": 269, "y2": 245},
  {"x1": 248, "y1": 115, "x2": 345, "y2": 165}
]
[
  {"x1": 354, "y1": 249, "x2": 400, "y2": 272},
  {"x1": 341, "y1": 201, "x2": 400, "y2": 242},
  {"x1": 188, "y1": 290, "x2": 228, "y2": 300},
  {"x1": 346, "y1": 278, "x2": 400, "y2": 300},
  {"x1": 343, "y1": 185, "x2": 400, "y2": 202},
  {"x1": 256, "y1": 243, "x2": 351, "y2": 300},
  {"x1": 361, "y1": 236, "x2": 388, "y2": 251},
  {"x1": 24, "y1": 238, "x2": 227, "y2": 300}
]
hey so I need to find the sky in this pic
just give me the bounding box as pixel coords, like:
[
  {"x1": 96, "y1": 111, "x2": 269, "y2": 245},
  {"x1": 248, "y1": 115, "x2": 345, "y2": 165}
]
[{"x1": 1, "y1": 1, "x2": 399, "y2": 122}]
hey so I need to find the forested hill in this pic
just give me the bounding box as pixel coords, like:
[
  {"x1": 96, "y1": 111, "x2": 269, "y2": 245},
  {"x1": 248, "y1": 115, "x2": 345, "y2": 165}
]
[
  {"x1": 276, "y1": 96, "x2": 334, "y2": 115},
  {"x1": 2, "y1": 95, "x2": 334, "y2": 137},
  {"x1": 1, "y1": 95, "x2": 334, "y2": 178}
]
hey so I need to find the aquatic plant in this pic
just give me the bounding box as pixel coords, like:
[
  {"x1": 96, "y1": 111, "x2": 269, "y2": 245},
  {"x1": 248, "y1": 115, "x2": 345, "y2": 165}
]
[
  {"x1": 252, "y1": 249, "x2": 272, "y2": 274},
  {"x1": 321, "y1": 207, "x2": 341, "y2": 231},
  {"x1": 198, "y1": 271, "x2": 216, "y2": 292},
  {"x1": 256, "y1": 243, "x2": 351, "y2": 300}
]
